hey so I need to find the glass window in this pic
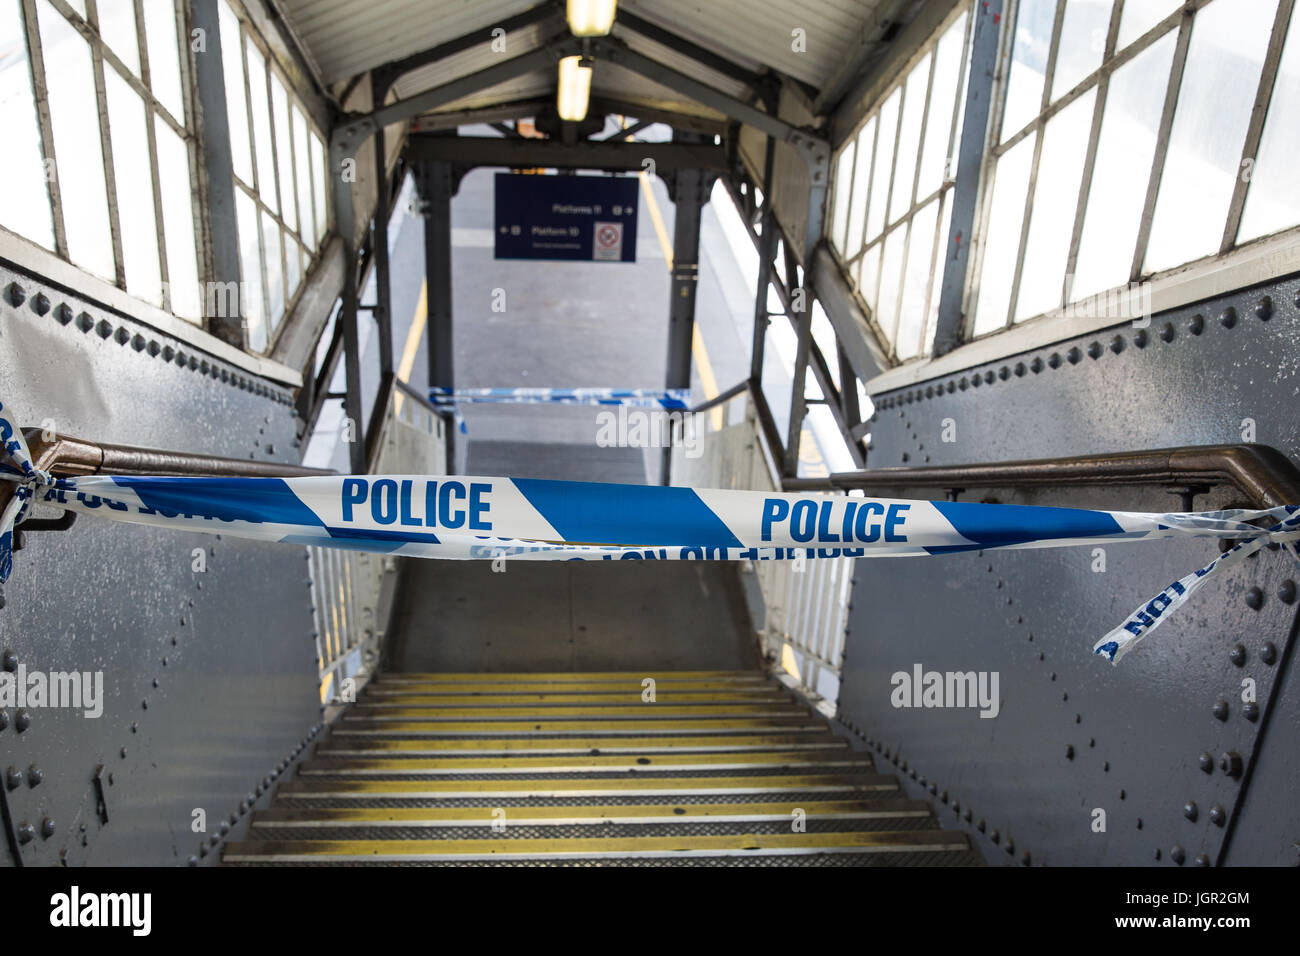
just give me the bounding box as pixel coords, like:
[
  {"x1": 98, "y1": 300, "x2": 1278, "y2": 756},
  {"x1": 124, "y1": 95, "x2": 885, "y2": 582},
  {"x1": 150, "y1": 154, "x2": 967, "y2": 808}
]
[
  {"x1": 1238, "y1": 6, "x2": 1300, "y2": 241},
  {"x1": 825, "y1": 8, "x2": 971, "y2": 360},
  {"x1": 37, "y1": 0, "x2": 114, "y2": 279},
  {"x1": 219, "y1": 0, "x2": 252, "y2": 183},
  {"x1": 1001, "y1": 0, "x2": 1055, "y2": 141},
  {"x1": 844, "y1": 119, "x2": 874, "y2": 256},
  {"x1": 1015, "y1": 88, "x2": 1095, "y2": 321},
  {"x1": 104, "y1": 71, "x2": 162, "y2": 305},
  {"x1": 1144, "y1": 0, "x2": 1278, "y2": 273},
  {"x1": 143, "y1": 0, "x2": 184, "y2": 121},
  {"x1": 1071, "y1": 33, "x2": 1175, "y2": 300},
  {"x1": 236, "y1": 189, "x2": 266, "y2": 351},
  {"x1": 1117, "y1": 0, "x2": 1182, "y2": 49},
  {"x1": 0, "y1": 0, "x2": 55, "y2": 250},
  {"x1": 155, "y1": 117, "x2": 200, "y2": 320},
  {"x1": 1050, "y1": 0, "x2": 1112, "y2": 100},
  {"x1": 889, "y1": 53, "x2": 932, "y2": 224},
  {"x1": 9, "y1": 0, "x2": 201, "y2": 321},
  {"x1": 972, "y1": 132, "x2": 1035, "y2": 335}
]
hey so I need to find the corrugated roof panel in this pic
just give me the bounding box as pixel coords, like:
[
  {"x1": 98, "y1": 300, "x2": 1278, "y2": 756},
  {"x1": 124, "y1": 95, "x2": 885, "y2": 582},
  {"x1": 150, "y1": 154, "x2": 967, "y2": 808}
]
[
  {"x1": 621, "y1": 0, "x2": 888, "y2": 88},
  {"x1": 278, "y1": 0, "x2": 541, "y2": 84},
  {"x1": 277, "y1": 0, "x2": 893, "y2": 113}
]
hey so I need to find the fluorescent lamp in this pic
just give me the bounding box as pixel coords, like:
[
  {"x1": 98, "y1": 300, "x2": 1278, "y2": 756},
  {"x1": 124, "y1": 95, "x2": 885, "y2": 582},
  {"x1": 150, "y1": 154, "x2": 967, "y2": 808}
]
[
  {"x1": 566, "y1": 0, "x2": 617, "y2": 37},
  {"x1": 557, "y1": 55, "x2": 593, "y2": 122}
]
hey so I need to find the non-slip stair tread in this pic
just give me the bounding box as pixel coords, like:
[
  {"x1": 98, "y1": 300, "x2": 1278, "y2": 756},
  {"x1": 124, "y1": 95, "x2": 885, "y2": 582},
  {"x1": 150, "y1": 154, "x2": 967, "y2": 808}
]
[
  {"x1": 223, "y1": 828, "x2": 970, "y2": 863},
  {"x1": 297, "y1": 751, "x2": 874, "y2": 776},
  {"x1": 330, "y1": 718, "x2": 830, "y2": 736},
  {"x1": 251, "y1": 798, "x2": 933, "y2": 827},
  {"x1": 365, "y1": 681, "x2": 778, "y2": 696},
  {"x1": 275, "y1": 773, "x2": 901, "y2": 798},
  {"x1": 346, "y1": 705, "x2": 812, "y2": 719},
  {"x1": 378, "y1": 671, "x2": 766, "y2": 682},
  {"x1": 314, "y1": 734, "x2": 847, "y2": 755}
]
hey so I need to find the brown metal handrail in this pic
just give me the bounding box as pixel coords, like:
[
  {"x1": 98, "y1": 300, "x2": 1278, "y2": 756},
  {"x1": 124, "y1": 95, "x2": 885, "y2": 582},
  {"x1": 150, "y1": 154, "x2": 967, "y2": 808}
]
[{"x1": 782, "y1": 445, "x2": 1300, "y2": 510}]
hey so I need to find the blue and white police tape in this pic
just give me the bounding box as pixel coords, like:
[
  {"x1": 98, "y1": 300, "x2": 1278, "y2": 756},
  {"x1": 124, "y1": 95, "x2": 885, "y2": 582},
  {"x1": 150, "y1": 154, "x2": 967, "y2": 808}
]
[
  {"x1": 2, "y1": 402, "x2": 1297, "y2": 664},
  {"x1": 428, "y1": 387, "x2": 691, "y2": 411}
]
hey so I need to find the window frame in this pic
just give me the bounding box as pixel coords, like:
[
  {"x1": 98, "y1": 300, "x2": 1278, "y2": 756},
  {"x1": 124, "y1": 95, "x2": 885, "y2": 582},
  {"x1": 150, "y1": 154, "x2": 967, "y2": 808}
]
[
  {"x1": 14, "y1": 0, "x2": 204, "y2": 319},
  {"x1": 219, "y1": 0, "x2": 331, "y2": 355},
  {"x1": 964, "y1": 0, "x2": 1299, "y2": 342},
  {"x1": 825, "y1": 3, "x2": 975, "y2": 364}
]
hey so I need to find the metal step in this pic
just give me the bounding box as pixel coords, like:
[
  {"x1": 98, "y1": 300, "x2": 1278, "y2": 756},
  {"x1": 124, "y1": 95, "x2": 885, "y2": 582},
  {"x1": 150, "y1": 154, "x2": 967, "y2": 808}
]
[
  {"x1": 223, "y1": 829, "x2": 973, "y2": 864},
  {"x1": 225, "y1": 669, "x2": 980, "y2": 866}
]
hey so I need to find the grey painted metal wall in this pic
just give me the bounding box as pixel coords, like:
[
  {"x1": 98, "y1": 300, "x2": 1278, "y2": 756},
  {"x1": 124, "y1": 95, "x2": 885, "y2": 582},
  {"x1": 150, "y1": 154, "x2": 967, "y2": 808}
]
[
  {"x1": 838, "y1": 273, "x2": 1300, "y2": 866},
  {"x1": 0, "y1": 262, "x2": 322, "y2": 866}
]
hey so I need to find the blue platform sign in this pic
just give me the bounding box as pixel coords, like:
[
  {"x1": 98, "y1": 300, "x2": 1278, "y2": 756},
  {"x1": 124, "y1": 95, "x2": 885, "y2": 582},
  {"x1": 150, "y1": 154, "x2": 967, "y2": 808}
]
[{"x1": 494, "y1": 172, "x2": 639, "y2": 263}]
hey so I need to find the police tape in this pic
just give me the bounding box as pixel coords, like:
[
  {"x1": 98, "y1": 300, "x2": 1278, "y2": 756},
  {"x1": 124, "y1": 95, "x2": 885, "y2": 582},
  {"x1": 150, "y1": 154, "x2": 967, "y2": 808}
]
[
  {"x1": 2, "y1": 401, "x2": 1297, "y2": 665},
  {"x1": 428, "y1": 387, "x2": 691, "y2": 410}
]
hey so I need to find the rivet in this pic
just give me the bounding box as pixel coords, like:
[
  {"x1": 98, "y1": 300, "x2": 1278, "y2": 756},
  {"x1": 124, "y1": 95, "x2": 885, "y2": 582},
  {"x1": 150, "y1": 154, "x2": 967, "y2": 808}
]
[
  {"x1": 1109, "y1": 335, "x2": 1124, "y2": 354},
  {"x1": 76, "y1": 312, "x2": 94, "y2": 333},
  {"x1": 1170, "y1": 845, "x2": 1186, "y2": 865},
  {"x1": 1030, "y1": 357, "x2": 1043, "y2": 373},
  {"x1": 977, "y1": 818, "x2": 986, "y2": 832},
  {"x1": 1183, "y1": 801, "x2": 1198, "y2": 822},
  {"x1": 962, "y1": 808, "x2": 972, "y2": 822},
  {"x1": 1277, "y1": 579, "x2": 1296, "y2": 605},
  {"x1": 1254, "y1": 295, "x2": 1272, "y2": 321},
  {"x1": 1229, "y1": 644, "x2": 1246, "y2": 666},
  {"x1": 1244, "y1": 587, "x2": 1263, "y2": 610},
  {"x1": 5, "y1": 767, "x2": 23, "y2": 790},
  {"x1": 1198, "y1": 752, "x2": 1214, "y2": 773},
  {"x1": 1220, "y1": 752, "x2": 1243, "y2": 777},
  {"x1": 991, "y1": 829, "x2": 1000, "y2": 844},
  {"x1": 40, "y1": 818, "x2": 55, "y2": 839},
  {"x1": 1, "y1": 649, "x2": 16, "y2": 672},
  {"x1": 1194, "y1": 854, "x2": 1210, "y2": 867},
  {"x1": 1209, "y1": 805, "x2": 1226, "y2": 827},
  {"x1": 16, "y1": 822, "x2": 35, "y2": 845},
  {"x1": 1159, "y1": 322, "x2": 1175, "y2": 343},
  {"x1": 1260, "y1": 642, "x2": 1277, "y2": 665},
  {"x1": 15, "y1": 709, "x2": 31, "y2": 732},
  {"x1": 1212, "y1": 699, "x2": 1229, "y2": 721},
  {"x1": 1048, "y1": 352, "x2": 1061, "y2": 368},
  {"x1": 1242, "y1": 701, "x2": 1259, "y2": 722},
  {"x1": 1189, "y1": 314, "x2": 1204, "y2": 335},
  {"x1": 27, "y1": 764, "x2": 41, "y2": 787},
  {"x1": 55, "y1": 303, "x2": 73, "y2": 324},
  {"x1": 1218, "y1": 306, "x2": 1236, "y2": 328},
  {"x1": 1067, "y1": 346, "x2": 1081, "y2": 364},
  {"x1": 1087, "y1": 341, "x2": 1102, "y2": 359},
  {"x1": 1066, "y1": 744, "x2": 1075, "y2": 760},
  {"x1": 1134, "y1": 328, "x2": 1148, "y2": 348}
]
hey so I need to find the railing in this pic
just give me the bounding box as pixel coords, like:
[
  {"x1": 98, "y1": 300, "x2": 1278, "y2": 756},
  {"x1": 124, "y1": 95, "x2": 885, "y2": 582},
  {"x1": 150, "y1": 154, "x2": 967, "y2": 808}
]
[
  {"x1": 673, "y1": 384, "x2": 853, "y2": 713},
  {"x1": 311, "y1": 373, "x2": 447, "y2": 704}
]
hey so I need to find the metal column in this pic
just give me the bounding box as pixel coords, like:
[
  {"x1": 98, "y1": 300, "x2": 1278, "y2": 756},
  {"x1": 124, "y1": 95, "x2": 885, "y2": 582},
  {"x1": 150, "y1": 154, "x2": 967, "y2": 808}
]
[
  {"x1": 662, "y1": 156, "x2": 712, "y2": 484},
  {"x1": 416, "y1": 159, "x2": 456, "y2": 471},
  {"x1": 191, "y1": 0, "x2": 244, "y2": 348},
  {"x1": 370, "y1": 77, "x2": 394, "y2": 379},
  {"x1": 932, "y1": 0, "x2": 1004, "y2": 357},
  {"x1": 748, "y1": 136, "x2": 778, "y2": 384}
]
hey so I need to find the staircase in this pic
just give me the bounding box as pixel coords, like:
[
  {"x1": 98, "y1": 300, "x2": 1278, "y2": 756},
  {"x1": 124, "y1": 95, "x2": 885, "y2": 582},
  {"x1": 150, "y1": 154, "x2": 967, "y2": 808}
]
[{"x1": 223, "y1": 670, "x2": 981, "y2": 865}]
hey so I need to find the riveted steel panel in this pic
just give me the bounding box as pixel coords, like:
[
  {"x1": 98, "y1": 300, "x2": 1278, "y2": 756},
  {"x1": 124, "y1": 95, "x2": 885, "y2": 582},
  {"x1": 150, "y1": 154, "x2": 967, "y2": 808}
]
[
  {"x1": 0, "y1": 263, "x2": 322, "y2": 865},
  {"x1": 839, "y1": 274, "x2": 1300, "y2": 866}
]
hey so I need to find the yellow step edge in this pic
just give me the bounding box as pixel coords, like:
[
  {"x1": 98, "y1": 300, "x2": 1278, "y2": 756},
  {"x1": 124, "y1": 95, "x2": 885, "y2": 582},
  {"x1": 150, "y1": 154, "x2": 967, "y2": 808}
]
[
  {"x1": 332, "y1": 718, "x2": 828, "y2": 735},
  {"x1": 252, "y1": 799, "x2": 935, "y2": 827},
  {"x1": 276, "y1": 773, "x2": 900, "y2": 798},
  {"x1": 347, "y1": 706, "x2": 806, "y2": 719},
  {"x1": 357, "y1": 694, "x2": 790, "y2": 706},
  {"x1": 365, "y1": 681, "x2": 778, "y2": 696},
  {"x1": 298, "y1": 751, "x2": 874, "y2": 775},
  {"x1": 314, "y1": 734, "x2": 848, "y2": 755},
  {"x1": 223, "y1": 829, "x2": 969, "y2": 862},
  {"x1": 377, "y1": 671, "x2": 765, "y2": 682}
]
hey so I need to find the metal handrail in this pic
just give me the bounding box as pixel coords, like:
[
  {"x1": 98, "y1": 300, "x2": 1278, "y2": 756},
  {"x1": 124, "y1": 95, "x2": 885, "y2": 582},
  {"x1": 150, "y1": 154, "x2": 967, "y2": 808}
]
[
  {"x1": 18, "y1": 429, "x2": 335, "y2": 480},
  {"x1": 782, "y1": 445, "x2": 1300, "y2": 510}
]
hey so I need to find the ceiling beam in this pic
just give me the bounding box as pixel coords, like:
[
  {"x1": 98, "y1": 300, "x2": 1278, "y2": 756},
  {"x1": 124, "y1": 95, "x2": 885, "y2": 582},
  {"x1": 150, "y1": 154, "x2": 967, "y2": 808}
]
[
  {"x1": 370, "y1": 2, "x2": 562, "y2": 98},
  {"x1": 588, "y1": 97, "x2": 727, "y2": 136},
  {"x1": 612, "y1": 10, "x2": 765, "y2": 91},
  {"x1": 811, "y1": 0, "x2": 922, "y2": 116},
  {"x1": 404, "y1": 133, "x2": 728, "y2": 173},
  {"x1": 410, "y1": 98, "x2": 553, "y2": 132},
  {"x1": 335, "y1": 36, "x2": 581, "y2": 157},
  {"x1": 589, "y1": 35, "x2": 826, "y2": 162}
]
